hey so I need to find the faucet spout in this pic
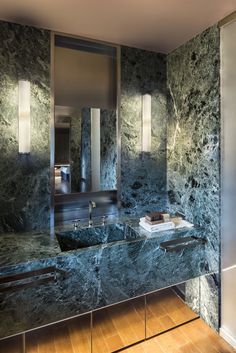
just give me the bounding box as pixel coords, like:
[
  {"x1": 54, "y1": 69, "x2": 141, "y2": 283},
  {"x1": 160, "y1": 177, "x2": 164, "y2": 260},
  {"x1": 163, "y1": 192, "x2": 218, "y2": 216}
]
[{"x1": 89, "y1": 200, "x2": 96, "y2": 227}]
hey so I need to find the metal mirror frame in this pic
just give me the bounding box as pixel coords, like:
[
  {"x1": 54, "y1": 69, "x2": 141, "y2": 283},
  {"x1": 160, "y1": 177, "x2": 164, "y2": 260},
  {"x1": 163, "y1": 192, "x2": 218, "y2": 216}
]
[{"x1": 50, "y1": 31, "x2": 121, "y2": 224}]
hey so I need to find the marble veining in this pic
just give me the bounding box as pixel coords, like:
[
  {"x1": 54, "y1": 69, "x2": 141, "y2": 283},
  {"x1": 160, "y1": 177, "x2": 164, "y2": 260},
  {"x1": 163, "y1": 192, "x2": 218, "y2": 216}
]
[
  {"x1": 167, "y1": 25, "x2": 220, "y2": 329},
  {"x1": 120, "y1": 46, "x2": 167, "y2": 212},
  {"x1": 70, "y1": 110, "x2": 82, "y2": 192},
  {"x1": 100, "y1": 109, "x2": 117, "y2": 190},
  {"x1": 0, "y1": 21, "x2": 51, "y2": 233},
  {"x1": 0, "y1": 217, "x2": 212, "y2": 338},
  {"x1": 81, "y1": 108, "x2": 91, "y2": 191},
  {"x1": 80, "y1": 108, "x2": 117, "y2": 192},
  {"x1": 0, "y1": 19, "x2": 222, "y2": 337},
  {"x1": 56, "y1": 222, "x2": 140, "y2": 251}
]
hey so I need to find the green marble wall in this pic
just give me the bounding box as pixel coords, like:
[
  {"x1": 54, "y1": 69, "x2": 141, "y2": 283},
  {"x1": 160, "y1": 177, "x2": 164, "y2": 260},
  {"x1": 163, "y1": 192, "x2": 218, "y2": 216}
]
[
  {"x1": 80, "y1": 108, "x2": 117, "y2": 192},
  {"x1": 120, "y1": 46, "x2": 168, "y2": 213},
  {"x1": 167, "y1": 25, "x2": 220, "y2": 329},
  {"x1": 70, "y1": 112, "x2": 82, "y2": 192},
  {"x1": 100, "y1": 109, "x2": 117, "y2": 190},
  {"x1": 0, "y1": 17, "x2": 222, "y2": 333},
  {"x1": 0, "y1": 21, "x2": 51, "y2": 232}
]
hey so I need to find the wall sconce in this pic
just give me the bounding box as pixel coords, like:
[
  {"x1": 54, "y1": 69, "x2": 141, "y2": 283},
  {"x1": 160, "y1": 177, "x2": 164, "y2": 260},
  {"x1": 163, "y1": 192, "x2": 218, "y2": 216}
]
[
  {"x1": 142, "y1": 93, "x2": 152, "y2": 153},
  {"x1": 18, "y1": 80, "x2": 30, "y2": 154}
]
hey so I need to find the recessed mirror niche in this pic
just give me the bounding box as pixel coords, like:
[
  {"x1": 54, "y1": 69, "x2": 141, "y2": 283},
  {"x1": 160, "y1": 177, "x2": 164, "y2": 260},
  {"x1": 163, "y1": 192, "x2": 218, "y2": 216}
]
[{"x1": 54, "y1": 35, "x2": 118, "y2": 194}]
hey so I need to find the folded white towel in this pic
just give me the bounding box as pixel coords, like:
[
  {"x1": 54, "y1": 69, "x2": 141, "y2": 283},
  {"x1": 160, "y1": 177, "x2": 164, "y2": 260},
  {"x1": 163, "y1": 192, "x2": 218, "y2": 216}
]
[
  {"x1": 175, "y1": 220, "x2": 194, "y2": 229},
  {"x1": 139, "y1": 219, "x2": 175, "y2": 232},
  {"x1": 139, "y1": 217, "x2": 194, "y2": 233}
]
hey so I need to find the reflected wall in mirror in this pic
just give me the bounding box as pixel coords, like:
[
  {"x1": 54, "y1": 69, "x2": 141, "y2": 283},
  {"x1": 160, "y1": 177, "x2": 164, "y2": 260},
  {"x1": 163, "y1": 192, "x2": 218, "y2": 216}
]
[
  {"x1": 54, "y1": 35, "x2": 118, "y2": 194},
  {"x1": 54, "y1": 106, "x2": 117, "y2": 194}
]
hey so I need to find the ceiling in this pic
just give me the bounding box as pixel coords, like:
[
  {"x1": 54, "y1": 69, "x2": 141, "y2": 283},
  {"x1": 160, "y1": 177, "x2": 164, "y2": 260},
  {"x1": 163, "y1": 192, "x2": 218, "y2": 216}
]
[{"x1": 0, "y1": 0, "x2": 236, "y2": 53}]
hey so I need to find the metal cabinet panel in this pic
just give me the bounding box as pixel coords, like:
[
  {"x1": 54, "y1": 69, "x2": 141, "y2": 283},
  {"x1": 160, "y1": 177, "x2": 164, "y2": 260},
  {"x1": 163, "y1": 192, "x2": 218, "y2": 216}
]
[
  {"x1": 0, "y1": 335, "x2": 23, "y2": 353},
  {"x1": 26, "y1": 314, "x2": 91, "y2": 353},
  {"x1": 146, "y1": 281, "x2": 199, "y2": 338},
  {"x1": 92, "y1": 297, "x2": 145, "y2": 353}
]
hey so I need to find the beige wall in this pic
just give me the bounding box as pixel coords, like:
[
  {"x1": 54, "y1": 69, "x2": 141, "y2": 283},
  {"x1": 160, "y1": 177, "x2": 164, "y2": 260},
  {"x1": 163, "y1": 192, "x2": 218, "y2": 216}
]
[
  {"x1": 220, "y1": 18, "x2": 236, "y2": 347},
  {"x1": 55, "y1": 47, "x2": 116, "y2": 109}
]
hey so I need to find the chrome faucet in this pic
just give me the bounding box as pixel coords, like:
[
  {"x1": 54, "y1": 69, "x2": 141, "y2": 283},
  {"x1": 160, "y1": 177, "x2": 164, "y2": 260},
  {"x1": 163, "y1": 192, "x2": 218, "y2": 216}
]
[{"x1": 89, "y1": 200, "x2": 96, "y2": 227}]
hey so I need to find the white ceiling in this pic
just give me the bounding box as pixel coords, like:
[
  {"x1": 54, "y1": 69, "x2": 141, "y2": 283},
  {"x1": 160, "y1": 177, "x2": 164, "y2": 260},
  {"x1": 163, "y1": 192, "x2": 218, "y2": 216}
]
[{"x1": 0, "y1": 0, "x2": 236, "y2": 53}]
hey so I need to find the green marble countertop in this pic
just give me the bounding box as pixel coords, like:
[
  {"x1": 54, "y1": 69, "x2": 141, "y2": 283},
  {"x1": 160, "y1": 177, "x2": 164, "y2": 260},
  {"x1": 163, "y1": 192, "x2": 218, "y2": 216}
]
[
  {"x1": 0, "y1": 214, "x2": 211, "y2": 339},
  {"x1": 0, "y1": 214, "x2": 204, "y2": 269}
]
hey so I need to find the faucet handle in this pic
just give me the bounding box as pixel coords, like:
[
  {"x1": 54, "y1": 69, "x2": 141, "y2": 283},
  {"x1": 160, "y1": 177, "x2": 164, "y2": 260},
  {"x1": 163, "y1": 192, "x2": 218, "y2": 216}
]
[
  {"x1": 89, "y1": 200, "x2": 96, "y2": 208},
  {"x1": 73, "y1": 219, "x2": 80, "y2": 229},
  {"x1": 101, "y1": 215, "x2": 107, "y2": 226}
]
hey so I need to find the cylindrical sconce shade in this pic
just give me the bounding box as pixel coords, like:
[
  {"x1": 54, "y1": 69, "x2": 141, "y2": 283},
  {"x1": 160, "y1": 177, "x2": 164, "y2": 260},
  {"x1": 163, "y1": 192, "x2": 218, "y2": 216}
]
[
  {"x1": 18, "y1": 80, "x2": 30, "y2": 154},
  {"x1": 142, "y1": 94, "x2": 151, "y2": 152}
]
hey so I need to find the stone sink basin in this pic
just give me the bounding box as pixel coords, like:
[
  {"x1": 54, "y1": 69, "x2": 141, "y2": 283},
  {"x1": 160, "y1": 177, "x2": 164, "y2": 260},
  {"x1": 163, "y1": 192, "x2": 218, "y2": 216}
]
[{"x1": 56, "y1": 223, "x2": 140, "y2": 252}]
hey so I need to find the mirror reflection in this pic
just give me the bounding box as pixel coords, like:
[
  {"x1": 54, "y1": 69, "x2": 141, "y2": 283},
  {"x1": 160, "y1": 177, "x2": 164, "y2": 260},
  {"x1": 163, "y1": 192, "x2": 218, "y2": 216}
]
[
  {"x1": 54, "y1": 106, "x2": 117, "y2": 194},
  {"x1": 54, "y1": 35, "x2": 118, "y2": 195}
]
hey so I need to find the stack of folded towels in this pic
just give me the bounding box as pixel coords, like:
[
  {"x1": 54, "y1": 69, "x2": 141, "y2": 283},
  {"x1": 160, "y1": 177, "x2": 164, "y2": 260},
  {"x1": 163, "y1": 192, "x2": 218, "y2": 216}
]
[{"x1": 139, "y1": 211, "x2": 193, "y2": 233}]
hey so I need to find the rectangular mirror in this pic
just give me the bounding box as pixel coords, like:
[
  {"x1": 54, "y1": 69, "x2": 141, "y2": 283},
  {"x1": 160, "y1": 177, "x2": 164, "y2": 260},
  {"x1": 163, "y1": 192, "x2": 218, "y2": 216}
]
[{"x1": 54, "y1": 35, "x2": 118, "y2": 194}]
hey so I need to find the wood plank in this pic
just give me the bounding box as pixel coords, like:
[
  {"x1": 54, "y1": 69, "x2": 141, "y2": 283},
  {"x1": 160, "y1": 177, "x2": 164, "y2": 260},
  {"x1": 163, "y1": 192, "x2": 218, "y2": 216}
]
[
  {"x1": 68, "y1": 315, "x2": 91, "y2": 353},
  {"x1": 192, "y1": 320, "x2": 236, "y2": 353},
  {"x1": 146, "y1": 287, "x2": 197, "y2": 338},
  {"x1": 154, "y1": 327, "x2": 190, "y2": 352},
  {"x1": 146, "y1": 313, "x2": 176, "y2": 337},
  {"x1": 92, "y1": 320, "x2": 111, "y2": 353},
  {"x1": 28, "y1": 326, "x2": 56, "y2": 353},
  {"x1": 124, "y1": 338, "x2": 163, "y2": 353},
  {"x1": 177, "y1": 320, "x2": 219, "y2": 353},
  {"x1": 110, "y1": 300, "x2": 145, "y2": 345},
  {"x1": 122, "y1": 319, "x2": 236, "y2": 353},
  {"x1": 92, "y1": 298, "x2": 145, "y2": 352},
  {"x1": 52, "y1": 322, "x2": 74, "y2": 353}
]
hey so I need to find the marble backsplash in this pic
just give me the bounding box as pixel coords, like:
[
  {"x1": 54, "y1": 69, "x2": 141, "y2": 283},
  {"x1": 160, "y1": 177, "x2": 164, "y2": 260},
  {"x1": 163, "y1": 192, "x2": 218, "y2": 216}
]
[
  {"x1": 80, "y1": 108, "x2": 117, "y2": 192},
  {"x1": 100, "y1": 109, "x2": 117, "y2": 190},
  {"x1": 81, "y1": 107, "x2": 92, "y2": 192},
  {"x1": 0, "y1": 21, "x2": 51, "y2": 233},
  {"x1": 167, "y1": 25, "x2": 221, "y2": 329},
  {"x1": 70, "y1": 110, "x2": 82, "y2": 192},
  {"x1": 120, "y1": 46, "x2": 168, "y2": 213}
]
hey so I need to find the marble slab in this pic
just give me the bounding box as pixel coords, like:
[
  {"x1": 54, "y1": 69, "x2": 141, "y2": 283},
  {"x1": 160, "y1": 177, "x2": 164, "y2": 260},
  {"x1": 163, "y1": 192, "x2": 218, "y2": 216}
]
[
  {"x1": 0, "y1": 21, "x2": 51, "y2": 233},
  {"x1": 120, "y1": 46, "x2": 167, "y2": 212},
  {"x1": 167, "y1": 24, "x2": 220, "y2": 330},
  {"x1": 0, "y1": 217, "x2": 212, "y2": 338}
]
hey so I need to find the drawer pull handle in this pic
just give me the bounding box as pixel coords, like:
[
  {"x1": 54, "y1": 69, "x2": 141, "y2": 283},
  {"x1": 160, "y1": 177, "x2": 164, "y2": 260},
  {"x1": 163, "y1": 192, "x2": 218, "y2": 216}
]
[
  {"x1": 0, "y1": 266, "x2": 66, "y2": 293},
  {"x1": 160, "y1": 236, "x2": 206, "y2": 252}
]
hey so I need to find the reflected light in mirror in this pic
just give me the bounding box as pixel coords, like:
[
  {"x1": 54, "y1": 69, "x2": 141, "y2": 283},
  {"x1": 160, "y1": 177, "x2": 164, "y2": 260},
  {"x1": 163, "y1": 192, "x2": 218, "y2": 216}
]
[
  {"x1": 142, "y1": 94, "x2": 151, "y2": 152},
  {"x1": 18, "y1": 80, "x2": 30, "y2": 154},
  {"x1": 91, "y1": 108, "x2": 100, "y2": 190}
]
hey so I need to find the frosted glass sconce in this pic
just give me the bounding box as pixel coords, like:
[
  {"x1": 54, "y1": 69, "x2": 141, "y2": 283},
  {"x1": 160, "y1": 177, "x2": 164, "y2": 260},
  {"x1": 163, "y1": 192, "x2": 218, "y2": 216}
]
[
  {"x1": 142, "y1": 94, "x2": 151, "y2": 152},
  {"x1": 18, "y1": 80, "x2": 30, "y2": 154}
]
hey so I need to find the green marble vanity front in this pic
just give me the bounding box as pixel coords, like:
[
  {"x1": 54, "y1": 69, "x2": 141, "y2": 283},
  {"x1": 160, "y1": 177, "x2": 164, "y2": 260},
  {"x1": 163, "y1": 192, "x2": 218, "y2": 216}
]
[{"x1": 0, "y1": 216, "x2": 212, "y2": 340}]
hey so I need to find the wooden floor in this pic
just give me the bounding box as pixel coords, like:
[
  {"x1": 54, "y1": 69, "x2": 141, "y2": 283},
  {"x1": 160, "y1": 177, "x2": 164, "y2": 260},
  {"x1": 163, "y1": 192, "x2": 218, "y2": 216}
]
[
  {"x1": 1, "y1": 318, "x2": 235, "y2": 353},
  {"x1": 122, "y1": 319, "x2": 236, "y2": 353},
  {"x1": 1, "y1": 287, "x2": 235, "y2": 353},
  {"x1": 146, "y1": 288, "x2": 198, "y2": 337}
]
